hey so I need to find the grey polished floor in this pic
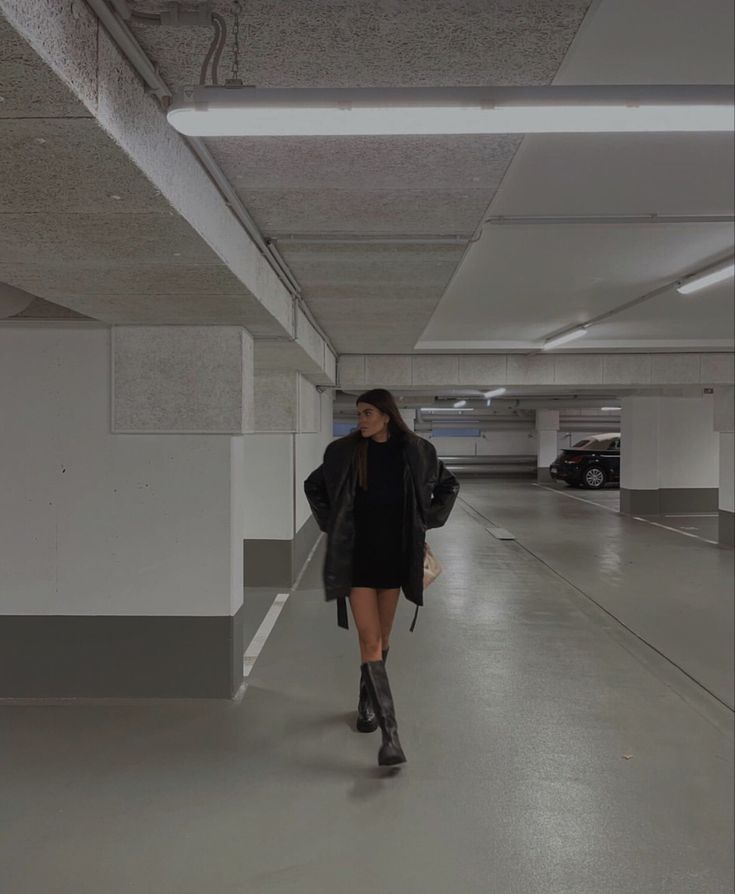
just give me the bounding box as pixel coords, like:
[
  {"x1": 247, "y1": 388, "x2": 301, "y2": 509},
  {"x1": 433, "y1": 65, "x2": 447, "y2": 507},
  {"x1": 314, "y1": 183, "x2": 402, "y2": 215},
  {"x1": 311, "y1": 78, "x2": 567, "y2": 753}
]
[
  {"x1": 537, "y1": 481, "x2": 721, "y2": 543},
  {"x1": 1, "y1": 481, "x2": 733, "y2": 893}
]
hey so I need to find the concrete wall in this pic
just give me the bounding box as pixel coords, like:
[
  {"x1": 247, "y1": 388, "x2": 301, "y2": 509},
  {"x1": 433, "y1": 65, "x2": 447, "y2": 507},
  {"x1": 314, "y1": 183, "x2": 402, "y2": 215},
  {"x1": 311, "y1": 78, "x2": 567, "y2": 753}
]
[
  {"x1": 0, "y1": 326, "x2": 237, "y2": 617},
  {"x1": 241, "y1": 386, "x2": 332, "y2": 587},
  {"x1": 429, "y1": 430, "x2": 603, "y2": 458},
  {"x1": 0, "y1": 325, "x2": 248, "y2": 697}
]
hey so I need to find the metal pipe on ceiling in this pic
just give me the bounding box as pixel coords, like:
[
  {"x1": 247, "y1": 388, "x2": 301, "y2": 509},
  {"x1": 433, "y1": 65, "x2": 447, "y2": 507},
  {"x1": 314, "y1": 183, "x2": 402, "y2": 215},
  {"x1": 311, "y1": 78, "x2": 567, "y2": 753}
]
[
  {"x1": 272, "y1": 234, "x2": 472, "y2": 245},
  {"x1": 83, "y1": 0, "x2": 341, "y2": 358},
  {"x1": 484, "y1": 214, "x2": 735, "y2": 226}
]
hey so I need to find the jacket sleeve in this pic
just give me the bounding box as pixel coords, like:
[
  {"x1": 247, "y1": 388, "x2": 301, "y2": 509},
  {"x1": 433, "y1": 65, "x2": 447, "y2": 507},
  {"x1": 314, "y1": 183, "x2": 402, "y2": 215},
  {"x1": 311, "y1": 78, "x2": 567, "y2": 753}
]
[
  {"x1": 426, "y1": 458, "x2": 460, "y2": 529},
  {"x1": 304, "y1": 465, "x2": 331, "y2": 532}
]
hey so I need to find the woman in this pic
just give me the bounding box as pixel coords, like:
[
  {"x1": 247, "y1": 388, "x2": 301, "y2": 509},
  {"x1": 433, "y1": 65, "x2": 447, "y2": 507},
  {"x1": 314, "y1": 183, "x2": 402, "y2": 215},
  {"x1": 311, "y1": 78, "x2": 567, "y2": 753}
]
[{"x1": 304, "y1": 389, "x2": 459, "y2": 767}]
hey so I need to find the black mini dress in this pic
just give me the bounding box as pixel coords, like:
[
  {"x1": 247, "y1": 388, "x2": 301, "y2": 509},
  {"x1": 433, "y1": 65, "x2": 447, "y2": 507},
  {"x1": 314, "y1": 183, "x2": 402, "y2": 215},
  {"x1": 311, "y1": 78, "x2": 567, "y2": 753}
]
[{"x1": 352, "y1": 436, "x2": 405, "y2": 590}]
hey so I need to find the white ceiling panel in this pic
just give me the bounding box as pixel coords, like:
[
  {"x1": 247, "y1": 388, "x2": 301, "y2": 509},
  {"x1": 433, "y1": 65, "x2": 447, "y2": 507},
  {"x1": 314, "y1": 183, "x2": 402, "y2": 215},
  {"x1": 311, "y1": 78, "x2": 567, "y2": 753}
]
[
  {"x1": 554, "y1": 0, "x2": 734, "y2": 85},
  {"x1": 422, "y1": 0, "x2": 735, "y2": 352},
  {"x1": 418, "y1": 223, "x2": 735, "y2": 348},
  {"x1": 488, "y1": 133, "x2": 735, "y2": 218},
  {"x1": 574, "y1": 280, "x2": 734, "y2": 348}
]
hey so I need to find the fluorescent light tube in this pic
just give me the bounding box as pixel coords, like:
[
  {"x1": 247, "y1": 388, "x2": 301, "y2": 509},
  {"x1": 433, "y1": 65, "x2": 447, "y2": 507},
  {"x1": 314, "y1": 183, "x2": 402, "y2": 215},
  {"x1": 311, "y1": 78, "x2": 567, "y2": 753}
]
[
  {"x1": 167, "y1": 85, "x2": 735, "y2": 137},
  {"x1": 420, "y1": 408, "x2": 467, "y2": 413},
  {"x1": 676, "y1": 261, "x2": 735, "y2": 294},
  {"x1": 483, "y1": 387, "x2": 507, "y2": 398},
  {"x1": 542, "y1": 327, "x2": 588, "y2": 350},
  {"x1": 453, "y1": 400, "x2": 467, "y2": 408},
  {"x1": 601, "y1": 407, "x2": 621, "y2": 412}
]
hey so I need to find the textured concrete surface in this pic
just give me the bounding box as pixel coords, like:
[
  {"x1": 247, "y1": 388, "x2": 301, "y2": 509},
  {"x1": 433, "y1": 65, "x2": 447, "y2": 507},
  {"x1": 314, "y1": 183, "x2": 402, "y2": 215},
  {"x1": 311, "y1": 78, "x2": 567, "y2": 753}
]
[
  {"x1": 339, "y1": 352, "x2": 735, "y2": 391},
  {"x1": 254, "y1": 371, "x2": 299, "y2": 432},
  {"x1": 0, "y1": 0, "x2": 335, "y2": 382},
  {"x1": 0, "y1": 479, "x2": 732, "y2": 892},
  {"x1": 113, "y1": 326, "x2": 254, "y2": 433},
  {"x1": 128, "y1": 0, "x2": 593, "y2": 89},
  {"x1": 278, "y1": 243, "x2": 465, "y2": 353},
  {"x1": 126, "y1": 0, "x2": 593, "y2": 354}
]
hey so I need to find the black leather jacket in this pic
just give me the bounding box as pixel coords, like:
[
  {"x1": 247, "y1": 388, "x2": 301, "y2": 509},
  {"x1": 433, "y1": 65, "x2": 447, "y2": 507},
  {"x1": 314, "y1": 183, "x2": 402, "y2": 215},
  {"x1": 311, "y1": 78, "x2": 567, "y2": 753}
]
[{"x1": 304, "y1": 434, "x2": 460, "y2": 628}]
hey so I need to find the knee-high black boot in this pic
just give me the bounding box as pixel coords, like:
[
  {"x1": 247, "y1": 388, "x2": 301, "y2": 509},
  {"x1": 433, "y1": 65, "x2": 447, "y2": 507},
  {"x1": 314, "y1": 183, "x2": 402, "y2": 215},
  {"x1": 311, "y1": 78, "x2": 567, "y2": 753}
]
[
  {"x1": 361, "y1": 659, "x2": 406, "y2": 766},
  {"x1": 356, "y1": 648, "x2": 388, "y2": 733}
]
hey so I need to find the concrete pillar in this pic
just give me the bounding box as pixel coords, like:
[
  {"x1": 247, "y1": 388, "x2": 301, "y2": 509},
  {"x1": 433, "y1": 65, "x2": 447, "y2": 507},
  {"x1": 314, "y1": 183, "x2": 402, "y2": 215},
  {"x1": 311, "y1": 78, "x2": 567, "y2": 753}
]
[
  {"x1": 241, "y1": 373, "x2": 332, "y2": 587},
  {"x1": 621, "y1": 395, "x2": 719, "y2": 515},
  {"x1": 400, "y1": 408, "x2": 417, "y2": 431},
  {"x1": 535, "y1": 409, "x2": 559, "y2": 482},
  {"x1": 714, "y1": 387, "x2": 734, "y2": 546},
  {"x1": 0, "y1": 325, "x2": 254, "y2": 699}
]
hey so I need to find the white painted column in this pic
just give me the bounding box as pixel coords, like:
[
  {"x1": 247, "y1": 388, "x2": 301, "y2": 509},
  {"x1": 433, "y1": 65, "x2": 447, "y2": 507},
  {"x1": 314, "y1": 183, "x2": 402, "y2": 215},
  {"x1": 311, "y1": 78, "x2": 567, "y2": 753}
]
[
  {"x1": 715, "y1": 386, "x2": 735, "y2": 546},
  {"x1": 0, "y1": 325, "x2": 255, "y2": 698},
  {"x1": 242, "y1": 372, "x2": 331, "y2": 586},
  {"x1": 535, "y1": 409, "x2": 559, "y2": 482},
  {"x1": 621, "y1": 395, "x2": 719, "y2": 515}
]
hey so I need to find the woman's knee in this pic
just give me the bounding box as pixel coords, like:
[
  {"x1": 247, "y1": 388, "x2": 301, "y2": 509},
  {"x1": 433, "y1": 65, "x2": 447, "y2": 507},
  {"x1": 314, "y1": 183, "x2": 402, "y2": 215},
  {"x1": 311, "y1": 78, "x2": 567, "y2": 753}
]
[{"x1": 358, "y1": 633, "x2": 383, "y2": 655}]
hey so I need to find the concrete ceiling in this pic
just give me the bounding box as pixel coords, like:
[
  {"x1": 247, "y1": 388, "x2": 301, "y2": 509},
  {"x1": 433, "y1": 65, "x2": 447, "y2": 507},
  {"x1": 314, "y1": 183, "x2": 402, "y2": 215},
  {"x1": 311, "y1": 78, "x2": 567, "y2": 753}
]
[
  {"x1": 0, "y1": 6, "x2": 297, "y2": 338},
  {"x1": 420, "y1": 0, "x2": 735, "y2": 352},
  {"x1": 2, "y1": 0, "x2": 732, "y2": 364},
  {"x1": 127, "y1": 0, "x2": 595, "y2": 352}
]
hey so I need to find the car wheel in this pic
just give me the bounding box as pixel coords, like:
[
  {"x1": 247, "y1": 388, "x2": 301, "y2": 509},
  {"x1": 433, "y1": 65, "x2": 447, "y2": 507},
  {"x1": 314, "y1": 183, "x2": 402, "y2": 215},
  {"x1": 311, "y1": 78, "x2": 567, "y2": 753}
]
[{"x1": 582, "y1": 466, "x2": 607, "y2": 489}]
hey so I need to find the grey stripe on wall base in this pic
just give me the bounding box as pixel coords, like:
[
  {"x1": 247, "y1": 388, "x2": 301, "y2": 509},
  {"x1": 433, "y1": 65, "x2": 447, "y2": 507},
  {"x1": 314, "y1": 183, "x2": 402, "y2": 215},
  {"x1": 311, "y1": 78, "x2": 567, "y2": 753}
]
[
  {"x1": 244, "y1": 515, "x2": 321, "y2": 588},
  {"x1": 621, "y1": 487, "x2": 719, "y2": 515},
  {"x1": 720, "y1": 510, "x2": 735, "y2": 547},
  {"x1": 0, "y1": 605, "x2": 244, "y2": 699}
]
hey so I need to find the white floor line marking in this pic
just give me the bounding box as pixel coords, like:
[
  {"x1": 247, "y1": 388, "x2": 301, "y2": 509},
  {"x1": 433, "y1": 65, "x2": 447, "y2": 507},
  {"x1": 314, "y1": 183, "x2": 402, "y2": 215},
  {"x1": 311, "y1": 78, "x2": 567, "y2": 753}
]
[
  {"x1": 663, "y1": 513, "x2": 718, "y2": 518},
  {"x1": 242, "y1": 592, "x2": 290, "y2": 678},
  {"x1": 532, "y1": 483, "x2": 619, "y2": 513},
  {"x1": 632, "y1": 517, "x2": 719, "y2": 545},
  {"x1": 293, "y1": 532, "x2": 324, "y2": 591},
  {"x1": 533, "y1": 484, "x2": 719, "y2": 545}
]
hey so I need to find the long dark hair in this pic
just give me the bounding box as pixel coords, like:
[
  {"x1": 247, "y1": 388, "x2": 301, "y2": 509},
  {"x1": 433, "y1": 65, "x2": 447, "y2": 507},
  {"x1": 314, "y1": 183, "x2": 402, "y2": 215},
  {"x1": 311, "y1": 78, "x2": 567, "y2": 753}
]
[{"x1": 345, "y1": 388, "x2": 417, "y2": 489}]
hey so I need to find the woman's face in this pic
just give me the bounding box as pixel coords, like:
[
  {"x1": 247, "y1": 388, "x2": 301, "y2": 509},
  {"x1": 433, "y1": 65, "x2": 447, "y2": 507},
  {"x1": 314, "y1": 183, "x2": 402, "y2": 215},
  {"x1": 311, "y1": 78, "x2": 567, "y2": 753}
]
[{"x1": 356, "y1": 402, "x2": 390, "y2": 439}]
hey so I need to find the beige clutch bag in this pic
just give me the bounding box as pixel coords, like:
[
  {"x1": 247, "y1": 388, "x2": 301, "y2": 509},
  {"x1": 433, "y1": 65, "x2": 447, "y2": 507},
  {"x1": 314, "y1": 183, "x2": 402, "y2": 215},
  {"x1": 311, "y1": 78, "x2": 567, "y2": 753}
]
[{"x1": 423, "y1": 542, "x2": 443, "y2": 588}]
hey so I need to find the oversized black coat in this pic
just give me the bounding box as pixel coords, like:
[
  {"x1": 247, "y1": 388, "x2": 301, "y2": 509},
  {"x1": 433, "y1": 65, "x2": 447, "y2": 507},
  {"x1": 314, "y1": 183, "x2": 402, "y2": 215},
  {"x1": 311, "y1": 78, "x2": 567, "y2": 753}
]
[{"x1": 304, "y1": 434, "x2": 460, "y2": 629}]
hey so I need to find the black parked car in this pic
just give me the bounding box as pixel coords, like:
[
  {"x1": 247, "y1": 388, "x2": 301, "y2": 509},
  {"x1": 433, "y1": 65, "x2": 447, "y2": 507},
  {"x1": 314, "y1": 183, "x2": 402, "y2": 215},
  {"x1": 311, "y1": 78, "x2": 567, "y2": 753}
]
[{"x1": 549, "y1": 433, "x2": 620, "y2": 489}]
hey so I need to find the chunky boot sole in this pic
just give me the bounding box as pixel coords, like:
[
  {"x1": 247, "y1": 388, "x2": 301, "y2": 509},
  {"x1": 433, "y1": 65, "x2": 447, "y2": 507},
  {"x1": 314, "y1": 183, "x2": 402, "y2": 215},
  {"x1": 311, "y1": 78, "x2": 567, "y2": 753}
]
[
  {"x1": 379, "y1": 742, "x2": 407, "y2": 766},
  {"x1": 356, "y1": 715, "x2": 379, "y2": 733}
]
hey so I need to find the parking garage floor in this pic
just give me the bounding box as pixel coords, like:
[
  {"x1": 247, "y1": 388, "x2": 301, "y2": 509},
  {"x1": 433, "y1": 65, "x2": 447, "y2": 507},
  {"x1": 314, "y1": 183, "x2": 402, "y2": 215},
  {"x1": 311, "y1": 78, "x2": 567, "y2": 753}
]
[
  {"x1": 1, "y1": 481, "x2": 733, "y2": 894},
  {"x1": 536, "y1": 482, "x2": 721, "y2": 544}
]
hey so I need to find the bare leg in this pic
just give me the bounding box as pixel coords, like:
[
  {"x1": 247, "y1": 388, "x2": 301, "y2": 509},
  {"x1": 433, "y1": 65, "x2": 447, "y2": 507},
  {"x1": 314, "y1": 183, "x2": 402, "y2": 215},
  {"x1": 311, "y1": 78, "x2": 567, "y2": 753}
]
[
  {"x1": 349, "y1": 588, "x2": 382, "y2": 662},
  {"x1": 377, "y1": 588, "x2": 401, "y2": 654}
]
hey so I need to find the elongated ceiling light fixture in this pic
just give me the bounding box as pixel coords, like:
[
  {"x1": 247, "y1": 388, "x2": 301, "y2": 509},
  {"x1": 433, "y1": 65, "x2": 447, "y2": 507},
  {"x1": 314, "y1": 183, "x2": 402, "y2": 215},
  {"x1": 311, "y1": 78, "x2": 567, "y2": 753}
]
[
  {"x1": 166, "y1": 85, "x2": 734, "y2": 137},
  {"x1": 542, "y1": 326, "x2": 589, "y2": 350},
  {"x1": 483, "y1": 387, "x2": 507, "y2": 398},
  {"x1": 676, "y1": 259, "x2": 735, "y2": 294}
]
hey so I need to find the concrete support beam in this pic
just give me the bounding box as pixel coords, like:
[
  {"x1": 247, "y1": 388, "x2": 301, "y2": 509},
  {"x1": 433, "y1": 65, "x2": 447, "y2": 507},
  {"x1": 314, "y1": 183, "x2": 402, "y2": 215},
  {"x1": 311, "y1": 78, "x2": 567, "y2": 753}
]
[
  {"x1": 241, "y1": 391, "x2": 333, "y2": 588},
  {"x1": 253, "y1": 370, "x2": 321, "y2": 434},
  {"x1": 536, "y1": 409, "x2": 559, "y2": 482},
  {"x1": 400, "y1": 408, "x2": 417, "y2": 431},
  {"x1": 112, "y1": 326, "x2": 254, "y2": 433},
  {"x1": 339, "y1": 353, "x2": 735, "y2": 391},
  {"x1": 0, "y1": 0, "x2": 336, "y2": 387}
]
